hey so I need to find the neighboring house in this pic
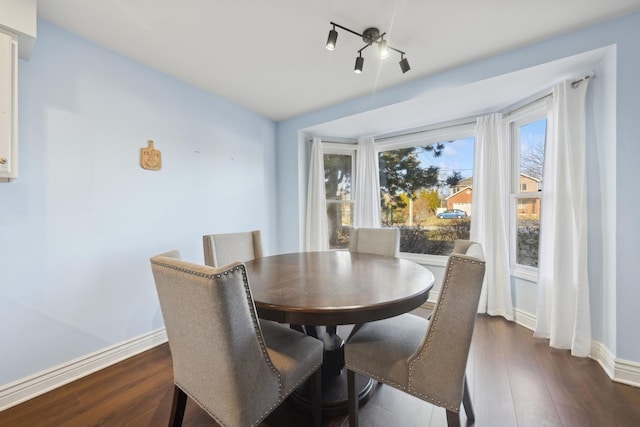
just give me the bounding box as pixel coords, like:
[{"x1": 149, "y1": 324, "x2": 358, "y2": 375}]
[
  {"x1": 519, "y1": 173, "x2": 541, "y2": 192},
  {"x1": 446, "y1": 174, "x2": 541, "y2": 215},
  {"x1": 516, "y1": 173, "x2": 541, "y2": 215},
  {"x1": 446, "y1": 186, "x2": 472, "y2": 214},
  {"x1": 449, "y1": 177, "x2": 473, "y2": 196}
]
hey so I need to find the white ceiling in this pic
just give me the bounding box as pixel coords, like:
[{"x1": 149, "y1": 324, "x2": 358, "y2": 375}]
[{"x1": 37, "y1": 0, "x2": 640, "y2": 122}]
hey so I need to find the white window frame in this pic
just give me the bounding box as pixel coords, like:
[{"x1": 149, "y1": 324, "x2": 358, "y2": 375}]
[
  {"x1": 322, "y1": 142, "x2": 357, "y2": 250},
  {"x1": 375, "y1": 121, "x2": 476, "y2": 152},
  {"x1": 376, "y1": 122, "x2": 476, "y2": 264},
  {"x1": 506, "y1": 99, "x2": 548, "y2": 281}
]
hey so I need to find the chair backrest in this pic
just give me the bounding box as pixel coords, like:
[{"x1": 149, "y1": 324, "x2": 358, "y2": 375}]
[
  {"x1": 150, "y1": 251, "x2": 281, "y2": 426},
  {"x1": 348, "y1": 227, "x2": 400, "y2": 257},
  {"x1": 407, "y1": 241, "x2": 486, "y2": 411},
  {"x1": 203, "y1": 230, "x2": 263, "y2": 267},
  {"x1": 452, "y1": 239, "x2": 485, "y2": 260}
]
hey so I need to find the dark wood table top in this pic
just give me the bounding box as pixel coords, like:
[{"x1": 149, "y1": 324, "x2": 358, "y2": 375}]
[{"x1": 244, "y1": 251, "x2": 434, "y2": 326}]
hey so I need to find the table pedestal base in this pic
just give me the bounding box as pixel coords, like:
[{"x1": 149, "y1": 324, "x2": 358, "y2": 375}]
[
  {"x1": 290, "y1": 328, "x2": 373, "y2": 417},
  {"x1": 291, "y1": 370, "x2": 374, "y2": 417}
]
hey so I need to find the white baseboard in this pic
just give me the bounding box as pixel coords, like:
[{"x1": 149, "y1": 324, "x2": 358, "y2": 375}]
[
  {"x1": 514, "y1": 310, "x2": 640, "y2": 388},
  {"x1": 591, "y1": 340, "x2": 640, "y2": 388},
  {"x1": 590, "y1": 339, "x2": 617, "y2": 379},
  {"x1": 613, "y1": 358, "x2": 640, "y2": 388},
  {"x1": 0, "y1": 328, "x2": 168, "y2": 412},
  {"x1": 514, "y1": 308, "x2": 537, "y2": 331}
]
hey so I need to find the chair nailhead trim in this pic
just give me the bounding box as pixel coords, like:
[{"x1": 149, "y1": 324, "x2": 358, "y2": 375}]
[
  {"x1": 153, "y1": 260, "x2": 286, "y2": 425},
  {"x1": 405, "y1": 254, "x2": 484, "y2": 410}
]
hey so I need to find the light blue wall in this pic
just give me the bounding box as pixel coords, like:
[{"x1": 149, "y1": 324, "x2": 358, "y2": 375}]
[
  {"x1": 0, "y1": 21, "x2": 277, "y2": 385},
  {"x1": 276, "y1": 12, "x2": 640, "y2": 363},
  {"x1": 612, "y1": 17, "x2": 640, "y2": 362}
]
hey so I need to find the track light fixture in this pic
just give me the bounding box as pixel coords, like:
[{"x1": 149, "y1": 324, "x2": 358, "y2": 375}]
[{"x1": 325, "y1": 21, "x2": 410, "y2": 74}]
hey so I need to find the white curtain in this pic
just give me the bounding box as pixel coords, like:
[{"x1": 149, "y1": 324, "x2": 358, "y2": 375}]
[
  {"x1": 471, "y1": 114, "x2": 514, "y2": 320},
  {"x1": 353, "y1": 136, "x2": 381, "y2": 227},
  {"x1": 305, "y1": 137, "x2": 329, "y2": 251},
  {"x1": 534, "y1": 80, "x2": 591, "y2": 357}
]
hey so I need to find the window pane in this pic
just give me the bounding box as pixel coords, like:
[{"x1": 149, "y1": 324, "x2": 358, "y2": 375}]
[
  {"x1": 520, "y1": 119, "x2": 546, "y2": 185},
  {"x1": 324, "y1": 153, "x2": 353, "y2": 249},
  {"x1": 516, "y1": 197, "x2": 540, "y2": 267},
  {"x1": 326, "y1": 201, "x2": 352, "y2": 249},
  {"x1": 515, "y1": 118, "x2": 546, "y2": 268},
  {"x1": 379, "y1": 137, "x2": 474, "y2": 255}
]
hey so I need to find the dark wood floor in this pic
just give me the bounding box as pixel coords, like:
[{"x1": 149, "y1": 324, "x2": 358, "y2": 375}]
[{"x1": 2, "y1": 315, "x2": 640, "y2": 427}]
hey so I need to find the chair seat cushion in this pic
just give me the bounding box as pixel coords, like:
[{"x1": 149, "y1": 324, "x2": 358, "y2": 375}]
[
  {"x1": 261, "y1": 320, "x2": 323, "y2": 396},
  {"x1": 345, "y1": 314, "x2": 428, "y2": 390}
]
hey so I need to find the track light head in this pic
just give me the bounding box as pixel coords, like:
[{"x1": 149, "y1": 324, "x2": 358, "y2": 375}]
[
  {"x1": 399, "y1": 55, "x2": 411, "y2": 74},
  {"x1": 326, "y1": 27, "x2": 338, "y2": 51},
  {"x1": 378, "y1": 39, "x2": 389, "y2": 59},
  {"x1": 354, "y1": 55, "x2": 364, "y2": 73}
]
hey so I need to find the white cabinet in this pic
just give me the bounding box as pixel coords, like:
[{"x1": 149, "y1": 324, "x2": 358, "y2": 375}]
[{"x1": 0, "y1": 30, "x2": 18, "y2": 182}]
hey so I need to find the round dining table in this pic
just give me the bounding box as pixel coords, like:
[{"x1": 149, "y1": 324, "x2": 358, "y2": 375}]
[{"x1": 244, "y1": 250, "x2": 435, "y2": 416}]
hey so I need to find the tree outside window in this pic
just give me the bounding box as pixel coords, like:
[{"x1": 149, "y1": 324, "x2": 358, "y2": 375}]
[{"x1": 378, "y1": 137, "x2": 475, "y2": 256}]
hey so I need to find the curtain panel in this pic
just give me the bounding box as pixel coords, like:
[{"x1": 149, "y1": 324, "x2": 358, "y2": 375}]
[
  {"x1": 353, "y1": 136, "x2": 381, "y2": 228},
  {"x1": 471, "y1": 114, "x2": 514, "y2": 320},
  {"x1": 305, "y1": 137, "x2": 329, "y2": 251},
  {"x1": 534, "y1": 80, "x2": 591, "y2": 357}
]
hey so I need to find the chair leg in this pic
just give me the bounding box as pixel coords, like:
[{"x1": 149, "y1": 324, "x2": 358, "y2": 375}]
[
  {"x1": 347, "y1": 369, "x2": 358, "y2": 427},
  {"x1": 462, "y1": 374, "x2": 475, "y2": 422},
  {"x1": 309, "y1": 367, "x2": 322, "y2": 427},
  {"x1": 446, "y1": 410, "x2": 461, "y2": 427},
  {"x1": 304, "y1": 325, "x2": 320, "y2": 338},
  {"x1": 168, "y1": 385, "x2": 187, "y2": 427}
]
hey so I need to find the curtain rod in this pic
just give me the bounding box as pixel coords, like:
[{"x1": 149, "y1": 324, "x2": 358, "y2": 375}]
[
  {"x1": 308, "y1": 138, "x2": 356, "y2": 144},
  {"x1": 502, "y1": 92, "x2": 551, "y2": 118},
  {"x1": 374, "y1": 118, "x2": 477, "y2": 143},
  {"x1": 571, "y1": 70, "x2": 596, "y2": 88},
  {"x1": 504, "y1": 71, "x2": 596, "y2": 118}
]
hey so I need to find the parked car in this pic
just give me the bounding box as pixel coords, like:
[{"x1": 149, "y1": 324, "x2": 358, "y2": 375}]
[{"x1": 437, "y1": 209, "x2": 468, "y2": 219}]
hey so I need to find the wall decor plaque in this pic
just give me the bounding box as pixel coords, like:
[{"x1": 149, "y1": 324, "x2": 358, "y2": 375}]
[{"x1": 140, "y1": 140, "x2": 162, "y2": 171}]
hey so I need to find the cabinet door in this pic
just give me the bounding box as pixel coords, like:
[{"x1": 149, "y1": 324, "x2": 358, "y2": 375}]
[{"x1": 0, "y1": 31, "x2": 18, "y2": 181}]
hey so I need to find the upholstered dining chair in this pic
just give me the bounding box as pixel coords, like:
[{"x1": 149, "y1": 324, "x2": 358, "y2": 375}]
[
  {"x1": 348, "y1": 227, "x2": 400, "y2": 257},
  {"x1": 150, "y1": 251, "x2": 323, "y2": 427},
  {"x1": 203, "y1": 230, "x2": 263, "y2": 267},
  {"x1": 344, "y1": 241, "x2": 486, "y2": 427}
]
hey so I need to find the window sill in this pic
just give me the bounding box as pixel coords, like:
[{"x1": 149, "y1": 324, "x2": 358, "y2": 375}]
[
  {"x1": 511, "y1": 267, "x2": 538, "y2": 283},
  {"x1": 399, "y1": 252, "x2": 449, "y2": 267},
  {"x1": 332, "y1": 249, "x2": 448, "y2": 267}
]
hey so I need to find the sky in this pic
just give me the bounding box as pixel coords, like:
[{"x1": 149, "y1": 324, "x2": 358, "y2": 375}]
[
  {"x1": 418, "y1": 137, "x2": 475, "y2": 182},
  {"x1": 520, "y1": 118, "x2": 547, "y2": 175},
  {"x1": 417, "y1": 118, "x2": 547, "y2": 183}
]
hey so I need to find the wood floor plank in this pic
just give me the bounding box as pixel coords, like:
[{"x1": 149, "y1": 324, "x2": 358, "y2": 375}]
[
  {"x1": 2, "y1": 317, "x2": 640, "y2": 427},
  {"x1": 469, "y1": 316, "x2": 518, "y2": 427},
  {"x1": 532, "y1": 342, "x2": 606, "y2": 426},
  {"x1": 501, "y1": 319, "x2": 562, "y2": 426}
]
